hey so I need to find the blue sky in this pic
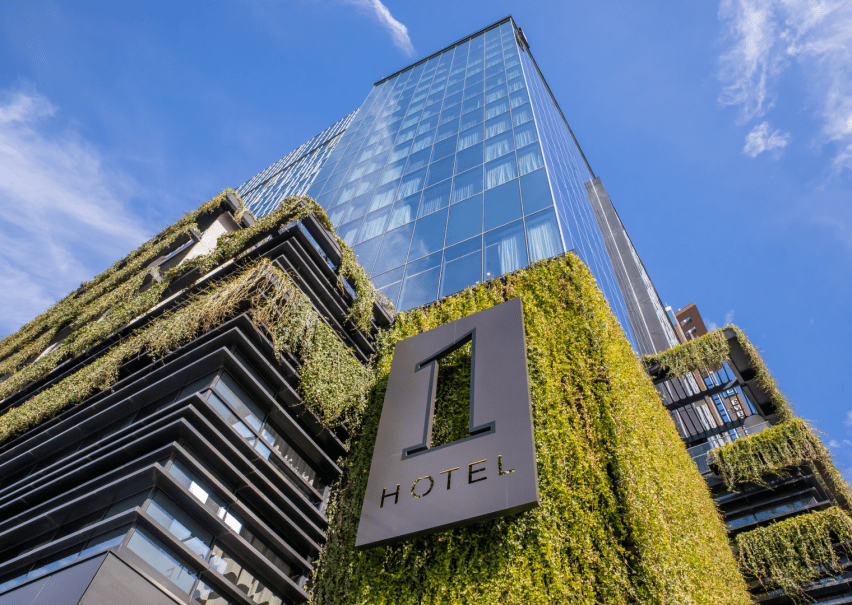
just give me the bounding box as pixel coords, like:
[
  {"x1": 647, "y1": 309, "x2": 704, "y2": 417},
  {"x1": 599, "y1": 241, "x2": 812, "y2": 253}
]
[{"x1": 1, "y1": 1, "x2": 850, "y2": 471}]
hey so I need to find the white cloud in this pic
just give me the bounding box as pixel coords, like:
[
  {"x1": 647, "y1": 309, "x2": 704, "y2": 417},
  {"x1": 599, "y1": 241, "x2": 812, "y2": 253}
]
[
  {"x1": 0, "y1": 88, "x2": 149, "y2": 337},
  {"x1": 707, "y1": 322, "x2": 719, "y2": 331},
  {"x1": 724, "y1": 309, "x2": 735, "y2": 324},
  {"x1": 345, "y1": 0, "x2": 414, "y2": 56},
  {"x1": 717, "y1": 0, "x2": 852, "y2": 169},
  {"x1": 845, "y1": 410, "x2": 852, "y2": 426},
  {"x1": 743, "y1": 121, "x2": 791, "y2": 157},
  {"x1": 829, "y1": 439, "x2": 841, "y2": 448}
]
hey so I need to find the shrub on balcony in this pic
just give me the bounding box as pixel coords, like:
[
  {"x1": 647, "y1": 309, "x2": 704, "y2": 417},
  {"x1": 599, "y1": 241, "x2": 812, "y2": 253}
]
[
  {"x1": 736, "y1": 506, "x2": 852, "y2": 600},
  {"x1": 708, "y1": 419, "x2": 851, "y2": 507}
]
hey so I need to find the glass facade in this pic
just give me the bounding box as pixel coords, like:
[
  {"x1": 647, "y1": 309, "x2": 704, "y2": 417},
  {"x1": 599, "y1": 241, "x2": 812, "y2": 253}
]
[
  {"x1": 236, "y1": 112, "x2": 355, "y2": 218},
  {"x1": 239, "y1": 18, "x2": 637, "y2": 345},
  {"x1": 303, "y1": 22, "x2": 567, "y2": 314}
]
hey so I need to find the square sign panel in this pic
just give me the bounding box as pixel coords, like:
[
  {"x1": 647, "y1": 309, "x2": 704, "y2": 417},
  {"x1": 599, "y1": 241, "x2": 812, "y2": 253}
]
[{"x1": 356, "y1": 297, "x2": 539, "y2": 549}]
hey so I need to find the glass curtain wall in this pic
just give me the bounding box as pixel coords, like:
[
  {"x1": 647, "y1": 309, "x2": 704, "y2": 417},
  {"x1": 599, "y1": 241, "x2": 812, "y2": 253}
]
[
  {"x1": 238, "y1": 112, "x2": 356, "y2": 218},
  {"x1": 308, "y1": 21, "x2": 563, "y2": 311},
  {"x1": 516, "y1": 45, "x2": 637, "y2": 347}
]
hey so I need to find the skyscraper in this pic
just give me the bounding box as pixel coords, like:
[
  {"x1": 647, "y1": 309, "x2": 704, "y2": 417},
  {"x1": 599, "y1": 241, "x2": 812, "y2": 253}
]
[{"x1": 236, "y1": 16, "x2": 678, "y2": 355}]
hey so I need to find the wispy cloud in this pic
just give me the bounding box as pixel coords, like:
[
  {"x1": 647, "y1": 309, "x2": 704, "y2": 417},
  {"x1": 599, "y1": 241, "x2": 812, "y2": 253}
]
[
  {"x1": 0, "y1": 87, "x2": 149, "y2": 337},
  {"x1": 717, "y1": 0, "x2": 852, "y2": 170},
  {"x1": 743, "y1": 121, "x2": 791, "y2": 157},
  {"x1": 345, "y1": 0, "x2": 414, "y2": 56},
  {"x1": 829, "y1": 439, "x2": 841, "y2": 448},
  {"x1": 724, "y1": 309, "x2": 735, "y2": 324},
  {"x1": 845, "y1": 410, "x2": 852, "y2": 426}
]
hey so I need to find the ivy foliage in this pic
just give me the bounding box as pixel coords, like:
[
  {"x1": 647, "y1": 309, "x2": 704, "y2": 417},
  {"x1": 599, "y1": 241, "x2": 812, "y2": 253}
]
[
  {"x1": 0, "y1": 192, "x2": 383, "y2": 409},
  {"x1": 708, "y1": 419, "x2": 852, "y2": 506},
  {"x1": 735, "y1": 506, "x2": 852, "y2": 600},
  {"x1": 641, "y1": 325, "x2": 793, "y2": 421},
  {"x1": 0, "y1": 259, "x2": 373, "y2": 446},
  {"x1": 310, "y1": 254, "x2": 750, "y2": 605}
]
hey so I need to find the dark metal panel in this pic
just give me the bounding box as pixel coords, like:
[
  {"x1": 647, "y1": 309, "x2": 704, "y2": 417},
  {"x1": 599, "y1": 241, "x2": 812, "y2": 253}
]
[
  {"x1": 78, "y1": 553, "x2": 179, "y2": 605},
  {"x1": 356, "y1": 298, "x2": 539, "y2": 549},
  {"x1": 0, "y1": 553, "x2": 105, "y2": 605}
]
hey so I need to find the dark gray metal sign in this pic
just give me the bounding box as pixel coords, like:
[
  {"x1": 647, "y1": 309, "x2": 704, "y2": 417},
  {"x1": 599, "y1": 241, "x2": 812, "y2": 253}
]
[{"x1": 355, "y1": 298, "x2": 539, "y2": 549}]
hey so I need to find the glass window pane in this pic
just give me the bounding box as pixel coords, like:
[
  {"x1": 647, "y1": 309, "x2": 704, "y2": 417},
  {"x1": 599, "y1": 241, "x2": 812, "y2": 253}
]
[
  {"x1": 457, "y1": 125, "x2": 483, "y2": 151},
  {"x1": 343, "y1": 192, "x2": 372, "y2": 223},
  {"x1": 512, "y1": 102, "x2": 534, "y2": 126},
  {"x1": 485, "y1": 97, "x2": 510, "y2": 120},
  {"x1": 168, "y1": 461, "x2": 227, "y2": 519},
  {"x1": 412, "y1": 130, "x2": 435, "y2": 153},
  {"x1": 432, "y1": 135, "x2": 457, "y2": 161},
  {"x1": 426, "y1": 155, "x2": 455, "y2": 186},
  {"x1": 370, "y1": 179, "x2": 400, "y2": 211},
  {"x1": 405, "y1": 149, "x2": 431, "y2": 174},
  {"x1": 455, "y1": 142, "x2": 483, "y2": 174},
  {"x1": 398, "y1": 266, "x2": 441, "y2": 311},
  {"x1": 520, "y1": 168, "x2": 553, "y2": 215},
  {"x1": 484, "y1": 179, "x2": 522, "y2": 231},
  {"x1": 389, "y1": 141, "x2": 412, "y2": 162},
  {"x1": 379, "y1": 281, "x2": 401, "y2": 307},
  {"x1": 484, "y1": 130, "x2": 514, "y2": 162},
  {"x1": 436, "y1": 118, "x2": 459, "y2": 141},
  {"x1": 217, "y1": 373, "x2": 264, "y2": 430},
  {"x1": 396, "y1": 125, "x2": 417, "y2": 144},
  {"x1": 443, "y1": 91, "x2": 463, "y2": 108},
  {"x1": 373, "y1": 223, "x2": 415, "y2": 276},
  {"x1": 517, "y1": 142, "x2": 545, "y2": 175},
  {"x1": 439, "y1": 103, "x2": 461, "y2": 124},
  {"x1": 337, "y1": 218, "x2": 363, "y2": 246},
  {"x1": 373, "y1": 266, "x2": 404, "y2": 289},
  {"x1": 484, "y1": 114, "x2": 512, "y2": 139},
  {"x1": 445, "y1": 81, "x2": 464, "y2": 97},
  {"x1": 397, "y1": 167, "x2": 427, "y2": 200},
  {"x1": 126, "y1": 528, "x2": 198, "y2": 594},
  {"x1": 525, "y1": 208, "x2": 563, "y2": 263},
  {"x1": 406, "y1": 250, "x2": 442, "y2": 277},
  {"x1": 485, "y1": 84, "x2": 508, "y2": 104},
  {"x1": 352, "y1": 235, "x2": 382, "y2": 275},
  {"x1": 440, "y1": 239, "x2": 482, "y2": 297},
  {"x1": 387, "y1": 193, "x2": 421, "y2": 230},
  {"x1": 509, "y1": 87, "x2": 529, "y2": 108},
  {"x1": 485, "y1": 73, "x2": 507, "y2": 91},
  {"x1": 209, "y1": 546, "x2": 284, "y2": 605},
  {"x1": 485, "y1": 153, "x2": 518, "y2": 190},
  {"x1": 380, "y1": 159, "x2": 406, "y2": 185},
  {"x1": 366, "y1": 151, "x2": 390, "y2": 175},
  {"x1": 462, "y1": 94, "x2": 484, "y2": 113},
  {"x1": 357, "y1": 207, "x2": 391, "y2": 243},
  {"x1": 446, "y1": 194, "x2": 483, "y2": 246},
  {"x1": 418, "y1": 180, "x2": 452, "y2": 217},
  {"x1": 146, "y1": 492, "x2": 213, "y2": 558},
  {"x1": 484, "y1": 219, "x2": 528, "y2": 280},
  {"x1": 193, "y1": 580, "x2": 234, "y2": 605},
  {"x1": 459, "y1": 107, "x2": 484, "y2": 131},
  {"x1": 451, "y1": 165, "x2": 483, "y2": 203},
  {"x1": 513, "y1": 120, "x2": 538, "y2": 148},
  {"x1": 79, "y1": 525, "x2": 129, "y2": 559},
  {"x1": 407, "y1": 208, "x2": 448, "y2": 261}
]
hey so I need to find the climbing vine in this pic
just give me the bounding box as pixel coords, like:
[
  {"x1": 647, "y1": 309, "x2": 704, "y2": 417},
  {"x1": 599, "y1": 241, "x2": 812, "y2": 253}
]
[
  {"x1": 0, "y1": 192, "x2": 383, "y2": 408},
  {"x1": 736, "y1": 507, "x2": 852, "y2": 600},
  {"x1": 641, "y1": 325, "x2": 793, "y2": 421},
  {"x1": 0, "y1": 259, "x2": 373, "y2": 446},
  {"x1": 708, "y1": 419, "x2": 852, "y2": 506},
  {"x1": 310, "y1": 254, "x2": 749, "y2": 605}
]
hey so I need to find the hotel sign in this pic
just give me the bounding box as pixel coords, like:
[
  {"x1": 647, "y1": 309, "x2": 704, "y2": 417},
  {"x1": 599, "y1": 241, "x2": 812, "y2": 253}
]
[{"x1": 355, "y1": 298, "x2": 539, "y2": 549}]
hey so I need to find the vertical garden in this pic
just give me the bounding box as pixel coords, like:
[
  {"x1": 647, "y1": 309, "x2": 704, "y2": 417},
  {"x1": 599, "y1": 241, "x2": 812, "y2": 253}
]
[{"x1": 311, "y1": 253, "x2": 750, "y2": 605}]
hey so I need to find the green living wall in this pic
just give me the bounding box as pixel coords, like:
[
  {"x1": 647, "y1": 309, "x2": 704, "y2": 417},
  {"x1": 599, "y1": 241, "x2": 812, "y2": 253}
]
[{"x1": 312, "y1": 254, "x2": 750, "y2": 605}]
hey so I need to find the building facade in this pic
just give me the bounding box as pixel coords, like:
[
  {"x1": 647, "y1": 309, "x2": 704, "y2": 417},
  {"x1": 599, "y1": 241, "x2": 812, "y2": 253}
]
[
  {"x1": 235, "y1": 17, "x2": 679, "y2": 356},
  {"x1": 1, "y1": 14, "x2": 848, "y2": 605}
]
